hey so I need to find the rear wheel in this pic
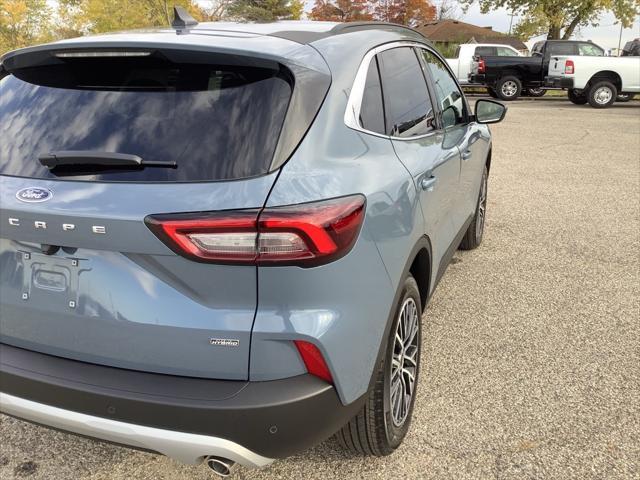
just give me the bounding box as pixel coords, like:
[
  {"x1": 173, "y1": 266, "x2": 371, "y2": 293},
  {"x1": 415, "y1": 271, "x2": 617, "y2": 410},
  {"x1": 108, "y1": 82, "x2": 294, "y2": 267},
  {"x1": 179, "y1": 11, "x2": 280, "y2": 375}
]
[
  {"x1": 568, "y1": 89, "x2": 588, "y2": 105},
  {"x1": 336, "y1": 275, "x2": 422, "y2": 456},
  {"x1": 587, "y1": 80, "x2": 617, "y2": 108},
  {"x1": 496, "y1": 76, "x2": 522, "y2": 101},
  {"x1": 460, "y1": 165, "x2": 488, "y2": 250}
]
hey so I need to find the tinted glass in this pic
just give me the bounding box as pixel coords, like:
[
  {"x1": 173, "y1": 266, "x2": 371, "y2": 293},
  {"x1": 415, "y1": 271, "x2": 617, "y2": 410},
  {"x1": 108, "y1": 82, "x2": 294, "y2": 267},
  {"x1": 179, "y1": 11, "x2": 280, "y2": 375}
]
[
  {"x1": 549, "y1": 43, "x2": 577, "y2": 56},
  {"x1": 578, "y1": 43, "x2": 604, "y2": 56},
  {"x1": 378, "y1": 48, "x2": 435, "y2": 138},
  {"x1": 0, "y1": 56, "x2": 292, "y2": 182},
  {"x1": 496, "y1": 47, "x2": 516, "y2": 56},
  {"x1": 532, "y1": 42, "x2": 543, "y2": 56},
  {"x1": 359, "y1": 57, "x2": 386, "y2": 134},
  {"x1": 421, "y1": 50, "x2": 467, "y2": 128},
  {"x1": 475, "y1": 46, "x2": 496, "y2": 57}
]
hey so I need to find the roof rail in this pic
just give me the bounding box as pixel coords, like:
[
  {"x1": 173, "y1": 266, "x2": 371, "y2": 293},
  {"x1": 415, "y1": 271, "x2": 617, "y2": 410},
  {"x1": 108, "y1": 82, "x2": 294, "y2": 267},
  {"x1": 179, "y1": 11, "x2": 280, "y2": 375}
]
[{"x1": 329, "y1": 22, "x2": 427, "y2": 39}]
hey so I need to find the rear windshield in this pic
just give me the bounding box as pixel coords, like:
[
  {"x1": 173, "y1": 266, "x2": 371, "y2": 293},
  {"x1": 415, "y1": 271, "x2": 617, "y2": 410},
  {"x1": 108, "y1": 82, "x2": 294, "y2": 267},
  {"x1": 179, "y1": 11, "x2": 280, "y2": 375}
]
[{"x1": 0, "y1": 54, "x2": 292, "y2": 182}]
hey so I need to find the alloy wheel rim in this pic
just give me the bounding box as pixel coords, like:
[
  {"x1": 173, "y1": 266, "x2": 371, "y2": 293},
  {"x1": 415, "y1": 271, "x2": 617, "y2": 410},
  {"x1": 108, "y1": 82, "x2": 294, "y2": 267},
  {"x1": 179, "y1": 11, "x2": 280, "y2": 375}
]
[
  {"x1": 502, "y1": 81, "x2": 518, "y2": 97},
  {"x1": 390, "y1": 297, "x2": 419, "y2": 428},
  {"x1": 594, "y1": 87, "x2": 613, "y2": 105},
  {"x1": 476, "y1": 171, "x2": 487, "y2": 243}
]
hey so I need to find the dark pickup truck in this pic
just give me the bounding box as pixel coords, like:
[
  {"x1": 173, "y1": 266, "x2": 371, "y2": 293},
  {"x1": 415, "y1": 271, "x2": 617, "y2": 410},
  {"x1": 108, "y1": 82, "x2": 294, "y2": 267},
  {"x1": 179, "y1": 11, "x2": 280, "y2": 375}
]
[{"x1": 469, "y1": 39, "x2": 605, "y2": 101}]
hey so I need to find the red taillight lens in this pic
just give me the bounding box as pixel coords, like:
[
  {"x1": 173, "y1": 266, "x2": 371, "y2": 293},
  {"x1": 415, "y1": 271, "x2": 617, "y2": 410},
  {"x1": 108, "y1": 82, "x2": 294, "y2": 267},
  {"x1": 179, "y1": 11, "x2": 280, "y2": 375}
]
[
  {"x1": 146, "y1": 195, "x2": 365, "y2": 267},
  {"x1": 294, "y1": 340, "x2": 333, "y2": 384},
  {"x1": 147, "y1": 211, "x2": 260, "y2": 262},
  {"x1": 478, "y1": 59, "x2": 486, "y2": 74},
  {"x1": 565, "y1": 60, "x2": 575, "y2": 74}
]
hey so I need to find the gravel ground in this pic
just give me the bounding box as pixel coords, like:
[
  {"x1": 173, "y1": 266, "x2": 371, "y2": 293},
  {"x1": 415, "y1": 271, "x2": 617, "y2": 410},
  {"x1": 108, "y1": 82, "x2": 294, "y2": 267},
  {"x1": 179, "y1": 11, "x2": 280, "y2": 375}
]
[{"x1": 1, "y1": 98, "x2": 639, "y2": 480}]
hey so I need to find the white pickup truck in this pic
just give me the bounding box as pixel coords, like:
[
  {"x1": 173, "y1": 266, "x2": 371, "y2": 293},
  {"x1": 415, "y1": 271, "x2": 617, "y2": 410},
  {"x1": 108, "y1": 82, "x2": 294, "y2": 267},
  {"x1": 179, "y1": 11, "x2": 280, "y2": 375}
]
[
  {"x1": 546, "y1": 55, "x2": 640, "y2": 108},
  {"x1": 447, "y1": 43, "x2": 523, "y2": 86}
]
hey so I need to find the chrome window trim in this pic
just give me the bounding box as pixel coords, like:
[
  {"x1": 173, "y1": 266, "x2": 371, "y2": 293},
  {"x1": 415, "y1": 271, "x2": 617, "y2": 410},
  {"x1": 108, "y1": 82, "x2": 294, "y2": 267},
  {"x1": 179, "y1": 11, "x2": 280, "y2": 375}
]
[{"x1": 344, "y1": 41, "x2": 441, "y2": 142}]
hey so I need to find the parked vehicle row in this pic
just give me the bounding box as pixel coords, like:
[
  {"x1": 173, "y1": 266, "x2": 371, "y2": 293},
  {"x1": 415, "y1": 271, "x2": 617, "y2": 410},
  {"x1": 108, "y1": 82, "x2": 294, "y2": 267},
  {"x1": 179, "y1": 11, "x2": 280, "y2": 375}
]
[
  {"x1": 545, "y1": 54, "x2": 640, "y2": 108},
  {"x1": 447, "y1": 43, "x2": 545, "y2": 98},
  {"x1": 446, "y1": 43, "x2": 522, "y2": 86},
  {"x1": 469, "y1": 40, "x2": 605, "y2": 101},
  {"x1": 0, "y1": 12, "x2": 506, "y2": 477}
]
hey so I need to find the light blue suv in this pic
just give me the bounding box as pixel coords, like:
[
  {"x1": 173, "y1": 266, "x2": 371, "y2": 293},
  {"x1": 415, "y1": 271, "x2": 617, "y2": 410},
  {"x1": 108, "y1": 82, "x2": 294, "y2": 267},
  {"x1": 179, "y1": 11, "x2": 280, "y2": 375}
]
[{"x1": 0, "y1": 11, "x2": 506, "y2": 477}]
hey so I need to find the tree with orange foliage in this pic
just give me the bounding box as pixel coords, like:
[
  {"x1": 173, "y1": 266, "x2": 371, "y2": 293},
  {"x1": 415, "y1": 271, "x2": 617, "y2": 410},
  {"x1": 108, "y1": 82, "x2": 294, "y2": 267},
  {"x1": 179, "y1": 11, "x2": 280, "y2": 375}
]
[
  {"x1": 309, "y1": 0, "x2": 372, "y2": 21},
  {"x1": 310, "y1": 0, "x2": 435, "y2": 26},
  {"x1": 374, "y1": 0, "x2": 436, "y2": 26}
]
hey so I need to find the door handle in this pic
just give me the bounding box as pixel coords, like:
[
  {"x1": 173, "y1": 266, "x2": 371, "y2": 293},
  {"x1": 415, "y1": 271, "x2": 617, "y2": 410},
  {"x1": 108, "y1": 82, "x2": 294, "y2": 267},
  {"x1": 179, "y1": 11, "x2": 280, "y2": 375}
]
[
  {"x1": 421, "y1": 175, "x2": 437, "y2": 191},
  {"x1": 462, "y1": 150, "x2": 473, "y2": 161}
]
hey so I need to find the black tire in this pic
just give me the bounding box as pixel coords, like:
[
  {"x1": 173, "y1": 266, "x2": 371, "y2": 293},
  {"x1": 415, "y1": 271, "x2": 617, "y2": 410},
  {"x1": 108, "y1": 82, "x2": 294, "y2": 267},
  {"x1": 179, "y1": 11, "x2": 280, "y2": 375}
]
[
  {"x1": 568, "y1": 89, "x2": 588, "y2": 105},
  {"x1": 336, "y1": 275, "x2": 422, "y2": 456},
  {"x1": 487, "y1": 87, "x2": 499, "y2": 99},
  {"x1": 459, "y1": 165, "x2": 488, "y2": 250},
  {"x1": 526, "y1": 87, "x2": 546, "y2": 97},
  {"x1": 587, "y1": 80, "x2": 617, "y2": 108},
  {"x1": 617, "y1": 93, "x2": 634, "y2": 102},
  {"x1": 496, "y1": 76, "x2": 522, "y2": 101}
]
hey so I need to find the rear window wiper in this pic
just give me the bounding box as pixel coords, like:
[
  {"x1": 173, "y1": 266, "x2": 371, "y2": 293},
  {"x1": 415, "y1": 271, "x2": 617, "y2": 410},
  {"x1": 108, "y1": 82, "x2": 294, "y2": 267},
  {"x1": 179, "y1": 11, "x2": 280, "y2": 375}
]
[{"x1": 39, "y1": 151, "x2": 176, "y2": 169}]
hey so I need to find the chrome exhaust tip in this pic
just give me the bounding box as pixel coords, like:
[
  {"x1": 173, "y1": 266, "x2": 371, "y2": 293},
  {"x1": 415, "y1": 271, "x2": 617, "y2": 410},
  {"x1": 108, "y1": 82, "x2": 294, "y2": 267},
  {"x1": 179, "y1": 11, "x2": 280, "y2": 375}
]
[{"x1": 205, "y1": 456, "x2": 236, "y2": 477}]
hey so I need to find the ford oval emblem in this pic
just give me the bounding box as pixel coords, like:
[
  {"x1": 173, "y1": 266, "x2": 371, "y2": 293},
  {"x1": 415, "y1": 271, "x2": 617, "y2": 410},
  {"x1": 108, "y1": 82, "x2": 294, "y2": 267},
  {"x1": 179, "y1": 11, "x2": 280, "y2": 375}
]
[{"x1": 16, "y1": 187, "x2": 53, "y2": 203}]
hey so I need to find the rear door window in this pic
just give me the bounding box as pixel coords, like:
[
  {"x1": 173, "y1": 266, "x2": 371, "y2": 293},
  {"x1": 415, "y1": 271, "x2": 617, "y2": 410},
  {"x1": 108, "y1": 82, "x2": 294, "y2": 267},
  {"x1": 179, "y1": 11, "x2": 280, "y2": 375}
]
[
  {"x1": 377, "y1": 47, "x2": 435, "y2": 138},
  {"x1": 496, "y1": 47, "x2": 516, "y2": 56},
  {"x1": 0, "y1": 54, "x2": 292, "y2": 182},
  {"x1": 578, "y1": 43, "x2": 604, "y2": 56},
  {"x1": 549, "y1": 43, "x2": 577, "y2": 56},
  {"x1": 359, "y1": 57, "x2": 386, "y2": 135},
  {"x1": 475, "y1": 46, "x2": 497, "y2": 57}
]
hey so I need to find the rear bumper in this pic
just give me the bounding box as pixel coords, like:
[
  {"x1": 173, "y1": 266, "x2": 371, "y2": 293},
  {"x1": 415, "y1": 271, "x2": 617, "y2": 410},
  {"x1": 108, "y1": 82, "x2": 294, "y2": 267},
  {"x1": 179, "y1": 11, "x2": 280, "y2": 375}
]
[
  {"x1": 0, "y1": 343, "x2": 364, "y2": 466},
  {"x1": 0, "y1": 392, "x2": 272, "y2": 467},
  {"x1": 545, "y1": 76, "x2": 574, "y2": 89},
  {"x1": 468, "y1": 74, "x2": 487, "y2": 85}
]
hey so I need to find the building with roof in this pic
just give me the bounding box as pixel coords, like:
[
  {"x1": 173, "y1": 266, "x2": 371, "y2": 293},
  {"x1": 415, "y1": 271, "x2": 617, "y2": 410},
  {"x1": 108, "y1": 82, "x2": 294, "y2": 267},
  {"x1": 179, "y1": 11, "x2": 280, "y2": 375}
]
[{"x1": 416, "y1": 19, "x2": 528, "y2": 54}]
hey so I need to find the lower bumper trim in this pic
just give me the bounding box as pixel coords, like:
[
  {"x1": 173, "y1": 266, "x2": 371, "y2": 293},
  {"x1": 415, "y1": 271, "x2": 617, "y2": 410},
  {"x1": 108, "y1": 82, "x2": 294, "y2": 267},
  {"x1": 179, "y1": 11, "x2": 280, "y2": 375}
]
[
  {"x1": 544, "y1": 76, "x2": 574, "y2": 89},
  {"x1": 0, "y1": 392, "x2": 274, "y2": 468}
]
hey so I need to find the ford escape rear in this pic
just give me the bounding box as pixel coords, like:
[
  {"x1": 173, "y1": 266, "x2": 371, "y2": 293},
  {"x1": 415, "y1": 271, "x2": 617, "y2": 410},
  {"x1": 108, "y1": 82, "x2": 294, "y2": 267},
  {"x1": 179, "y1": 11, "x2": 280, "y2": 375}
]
[{"x1": 0, "y1": 12, "x2": 506, "y2": 476}]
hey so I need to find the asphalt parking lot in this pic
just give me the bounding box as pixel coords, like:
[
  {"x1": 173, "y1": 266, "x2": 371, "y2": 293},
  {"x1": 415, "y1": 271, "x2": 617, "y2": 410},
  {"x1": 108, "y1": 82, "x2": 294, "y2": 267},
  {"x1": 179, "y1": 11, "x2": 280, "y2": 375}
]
[{"x1": 1, "y1": 97, "x2": 639, "y2": 480}]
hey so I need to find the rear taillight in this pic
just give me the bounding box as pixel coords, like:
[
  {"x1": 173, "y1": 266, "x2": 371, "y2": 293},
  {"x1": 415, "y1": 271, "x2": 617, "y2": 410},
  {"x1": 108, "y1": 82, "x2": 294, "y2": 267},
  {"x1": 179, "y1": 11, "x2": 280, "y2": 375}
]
[
  {"x1": 565, "y1": 60, "x2": 575, "y2": 74},
  {"x1": 146, "y1": 195, "x2": 365, "y2": 267},
  {"x1": 478, "y1": 59, "x2": 486, "y2": 74},
  {"x1": 294, "y1": 340, "x2": 333, "y2": 383}
]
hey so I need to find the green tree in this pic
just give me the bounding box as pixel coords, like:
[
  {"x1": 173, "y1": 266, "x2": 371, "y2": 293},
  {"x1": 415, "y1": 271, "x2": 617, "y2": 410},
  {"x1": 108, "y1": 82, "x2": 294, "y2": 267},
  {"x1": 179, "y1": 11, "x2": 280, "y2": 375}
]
[
  {"x1": 0, "y1": 0, "x2": 53, "y2": 53},
  {"x1": 227, "y1": 0, "x2": 295, "y2": 21},
  {"x1": 290, "y1": 0, "x2": 304, "y2": 19},
  {"x1": 56, "y1": 0, "x2": 205, "y2": 36},
  {"x1": 462, "y1": 0, "x2": 640, "y2": 40}
]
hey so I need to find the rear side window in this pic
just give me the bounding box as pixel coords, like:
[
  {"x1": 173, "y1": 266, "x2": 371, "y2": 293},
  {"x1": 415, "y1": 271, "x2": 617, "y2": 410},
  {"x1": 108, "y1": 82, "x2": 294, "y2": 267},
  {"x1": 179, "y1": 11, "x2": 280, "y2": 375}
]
[
  {"x1": 475, "y1": 47, "x2": 496, "y2": 57},
  {"x1": 377, "y1": 47, "x2": 435, "y2": 138},
  {"x1": 532, "y1": 42, "x2": 543, "y2": 56},
  {"x1": 496, "y1": 47, "x2": 516, "y2": 56},
  {"x1": 0, "y1": 55, "x2": 292, "y2": 182},
  {"x1": 578, "y1": 43, "x2": 604, "y2": 56},
  {"x1": 549, "y1": 43, "x2": 577, "y2": 56},
  {"x1": 359, "y1": 57, "x2": 386, "y2": 135}
]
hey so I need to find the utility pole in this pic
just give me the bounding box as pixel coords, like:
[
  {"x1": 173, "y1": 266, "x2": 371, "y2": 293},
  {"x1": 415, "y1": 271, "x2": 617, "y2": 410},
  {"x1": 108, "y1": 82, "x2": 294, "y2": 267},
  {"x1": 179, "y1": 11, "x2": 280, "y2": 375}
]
[
  {"x1": 508, "y1": 10, "x2": 516, "y2": 35},
  {"x1": 617, "y1": 22, "x2": 624, "y2": 56}
]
